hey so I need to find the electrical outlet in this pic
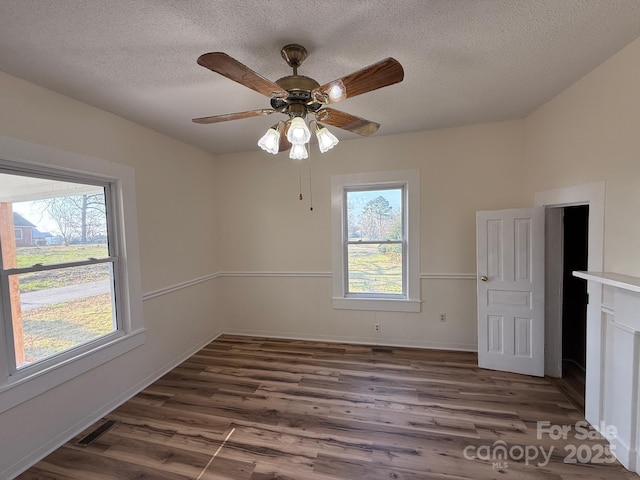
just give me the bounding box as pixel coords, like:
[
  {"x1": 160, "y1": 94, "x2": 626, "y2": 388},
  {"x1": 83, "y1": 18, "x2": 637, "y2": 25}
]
[
  {"x1": 374, "y1": 322, "x2": 381, "y2": 333},
  {"x1": 439, "y1": 313, "x2": 446, "y2": 322}
]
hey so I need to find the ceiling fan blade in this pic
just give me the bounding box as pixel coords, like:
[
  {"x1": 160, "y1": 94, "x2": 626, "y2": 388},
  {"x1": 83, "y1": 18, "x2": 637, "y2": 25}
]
[
  {"x1": 198, "y1": 52, "x2": 288, "y2": 98},
  {"x1": 192, "y1": 109, "x2": 275, "y2": 124},
  {"x1": 312, "y1": 57, "x2": 404, "y2": 104},
  {"x1": 278, "y1": 122, "x2": 292, "y2": 152},
  {"x1": 315, "y1": 108, "x2": 380, "y2": 136}
]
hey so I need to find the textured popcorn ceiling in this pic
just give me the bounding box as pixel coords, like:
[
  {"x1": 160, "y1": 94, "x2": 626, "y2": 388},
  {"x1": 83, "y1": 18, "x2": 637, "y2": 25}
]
[{"x1": 0, "y1": 0, "x2": 639, "y2": 155}]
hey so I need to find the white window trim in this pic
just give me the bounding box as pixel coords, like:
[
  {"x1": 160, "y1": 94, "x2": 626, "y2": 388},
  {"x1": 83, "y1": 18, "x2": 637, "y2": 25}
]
[
  {"x1": 0, "y1": 135, "x2": 145, "y2": 414},
  {"x1": 331, "y1": 169, "x2": 421, "y2": 312}
]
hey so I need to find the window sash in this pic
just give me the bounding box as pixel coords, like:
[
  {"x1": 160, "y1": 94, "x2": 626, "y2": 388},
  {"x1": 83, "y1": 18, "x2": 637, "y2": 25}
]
[
  {"x1": 342, "y1": 185, "x2": 407, "y2": 298},
  {"x1": 0, "y1": 171, "x2": 121, "y2": 378},
  {"x1": 346, "y1": 240, "x2": 403, "y2": 245},
  {"x1": 1, "y1": 256, "x2": 116, "y2": 276}
]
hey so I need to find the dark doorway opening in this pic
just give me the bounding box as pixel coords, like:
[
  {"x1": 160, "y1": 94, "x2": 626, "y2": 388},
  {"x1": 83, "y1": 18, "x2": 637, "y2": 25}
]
[{"x1": 561, "y1": 205, "x2": 589, "y2": 410}]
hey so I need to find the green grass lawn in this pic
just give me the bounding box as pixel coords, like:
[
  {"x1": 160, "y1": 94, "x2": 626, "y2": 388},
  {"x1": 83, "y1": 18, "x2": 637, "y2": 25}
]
[
  {"x1": 348, "y1": 244, "x2": 403, "y2": 294},
  {"x1": 15, "y1": 245, "x2": 110, "y2": 292},
  {"x1": 16, "y1": 244, "x2": 109, "y2": 267},
  {"x1": 10, "y1": 245, "x2": 114, "y2": 365},
  {"x1": 20, "y1": 293, "x2": 114, "y2": 366}
]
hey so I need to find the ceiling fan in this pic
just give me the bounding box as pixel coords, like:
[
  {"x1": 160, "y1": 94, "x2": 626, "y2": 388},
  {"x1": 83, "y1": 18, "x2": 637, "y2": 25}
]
[{"x1": 192, "y1": 44, "x2": 404, "y2": 158}]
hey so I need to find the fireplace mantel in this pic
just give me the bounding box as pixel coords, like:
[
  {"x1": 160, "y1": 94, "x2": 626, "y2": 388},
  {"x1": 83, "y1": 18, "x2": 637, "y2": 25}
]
[
  {"x1": 574, "y1": 270, "x2": 640, "y2": 474},
  {"x1": 574, "y1": 271, "x2": 640, "y2": 293}
]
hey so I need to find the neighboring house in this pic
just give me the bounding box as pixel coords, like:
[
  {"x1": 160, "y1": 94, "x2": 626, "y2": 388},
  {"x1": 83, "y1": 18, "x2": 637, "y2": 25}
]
[
  {"x1": 12, "y1": 213, "x2": 52, "y2": 247},
  {"x1": 32, "y1": 228, "x2": 53, "y2": 246},
  {"x1": 12, "y1": 212, "x2": 35, "y2": 247}
]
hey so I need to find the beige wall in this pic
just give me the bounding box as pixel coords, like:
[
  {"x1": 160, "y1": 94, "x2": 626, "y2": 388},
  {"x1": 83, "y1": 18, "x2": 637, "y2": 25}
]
[
  {"x1": 524, "y1": 37, "x2": 640, "y2": 276},
  {"x1": 217, "y1": 121, "x2": 526, "y2": 348},
  {"x1": 0, "y1": 72, "x2": 222, "y2": 477},
  {"x1": 0, "y1": 72, "x2": 221, "y2": 291},
  {"x1": 218, "y1": 121, "x2": 526, "y2": 273}
]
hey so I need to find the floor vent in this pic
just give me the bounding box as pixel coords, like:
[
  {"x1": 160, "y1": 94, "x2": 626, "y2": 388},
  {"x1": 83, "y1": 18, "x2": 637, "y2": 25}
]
[
  {"x1": 372, "y1": 347, "x2": 394, "y2": 354},
  {"x1": 76, "y1": 420, "x2": 118, "y2": 447}
]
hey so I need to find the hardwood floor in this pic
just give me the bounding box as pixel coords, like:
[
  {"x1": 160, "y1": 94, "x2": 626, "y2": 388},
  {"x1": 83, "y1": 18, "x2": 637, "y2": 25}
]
[
  {"x1": 17, "y1": 335, "x2": 635, "y2": 479},
  {"x1": 551, "y1": 360, "x2": 586, "y2": 413}
]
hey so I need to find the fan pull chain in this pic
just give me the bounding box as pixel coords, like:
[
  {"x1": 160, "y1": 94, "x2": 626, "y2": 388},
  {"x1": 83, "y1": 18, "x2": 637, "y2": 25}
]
[
  {"x1": 298, "y1": 161, "x2": 303, "y2": 200},
  {"x1": 308, "y1": 150, "x2": 314, "y2": 211}
]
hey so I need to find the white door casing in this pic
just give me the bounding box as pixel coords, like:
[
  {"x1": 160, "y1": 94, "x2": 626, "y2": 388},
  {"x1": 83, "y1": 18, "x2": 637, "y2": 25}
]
[
  {"x1": 535, "y1": 181, "x2": 605, "y2": 428},
  {"x1": 476, "y1": 207, "x2": 545, "y2": 376}
]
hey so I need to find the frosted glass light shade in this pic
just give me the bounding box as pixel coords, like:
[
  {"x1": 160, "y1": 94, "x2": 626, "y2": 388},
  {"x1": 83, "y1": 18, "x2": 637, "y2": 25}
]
[
  {"x1": 257, "y1": 125, "x2": 280, "y2": 154},
  {"x1": 315, "y1": 124, "x2": 339, "y2": 153},
  {"x1": 286, "y1": 117, "x2": 311, "y2": 145},
  {"x1": 289, "y1": 143, "x2": 308, "y2": 160}
]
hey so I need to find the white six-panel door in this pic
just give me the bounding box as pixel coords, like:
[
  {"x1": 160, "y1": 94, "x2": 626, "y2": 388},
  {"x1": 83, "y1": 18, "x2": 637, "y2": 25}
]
[{"x1": 476, "y1": 207, "x2": 545, "y2": 376}]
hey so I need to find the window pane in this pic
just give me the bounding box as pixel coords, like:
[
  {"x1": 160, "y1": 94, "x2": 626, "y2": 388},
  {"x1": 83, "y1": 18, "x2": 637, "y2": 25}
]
[
  {"x1": 1, "y1": 171, "x2": 119, "y2": 373},
  {"x1": 347, "y1": 188, "x2": 402, "y2": 241},
  {"x1": 0, "y1": 172, "x2": 109, "y2": 269},
  {"x1": 11, "y1": 263, "x2": 116, "y2": 368},
  {"x1": 347, "y1": 243, "x2": 403, "y2": 294}
]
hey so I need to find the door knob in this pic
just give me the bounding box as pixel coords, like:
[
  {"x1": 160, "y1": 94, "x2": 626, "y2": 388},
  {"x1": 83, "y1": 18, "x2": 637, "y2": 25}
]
[{"x1": 480, "y1": 276, "x2": 488, "y2": 282}]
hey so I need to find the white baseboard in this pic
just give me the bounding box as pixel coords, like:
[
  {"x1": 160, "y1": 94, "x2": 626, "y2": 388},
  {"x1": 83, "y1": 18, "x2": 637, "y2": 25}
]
[
  {"x1": 222, "y1": 328, "x2": 478, "y2": 352},
  {"x1": 4, "y1": 330, "x2": 222, "y2": 480},
  {"x1": 610, "y1": 434, "x2": 636, "y2": 471}
]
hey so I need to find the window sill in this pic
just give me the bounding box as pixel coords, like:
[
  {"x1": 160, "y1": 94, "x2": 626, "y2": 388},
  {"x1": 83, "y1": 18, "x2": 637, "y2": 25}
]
[
  {"x1": 0, "y1": 329, "x2": 145, "y2": 414},
  {"x1": 332, "y1": 297, "x2": 422, "y2": 312}
]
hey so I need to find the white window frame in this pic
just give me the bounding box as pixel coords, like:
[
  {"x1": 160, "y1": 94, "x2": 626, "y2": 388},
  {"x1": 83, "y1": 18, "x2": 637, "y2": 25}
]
[
  {"x1": 0, "y1": 135, "x2": 145, "y2": 414},
  {"x1": 331, "y1": 170, "x2": 421, "y2": 312},
  {"x1": 13, "y1": 228, "x2": 22, "y2": 240}
]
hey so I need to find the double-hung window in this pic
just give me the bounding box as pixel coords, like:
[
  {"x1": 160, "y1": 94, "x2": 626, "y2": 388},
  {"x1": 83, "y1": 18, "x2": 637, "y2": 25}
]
[
  {"x1": 0, "y1": 135, "x2": 144, "y2": 413},
  {"x1": 0, "y1": 172, "x2": 117, "y2": 371},
  {"x1": 331, "y1": 170, "x2": 420, "y2": 312}
]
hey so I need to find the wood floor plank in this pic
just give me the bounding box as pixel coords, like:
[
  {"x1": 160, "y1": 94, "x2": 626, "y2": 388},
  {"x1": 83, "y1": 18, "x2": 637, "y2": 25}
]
[
  {"x1": 201, "y1": 456, "x2": 256, "y2": 480},
  {"x1": 22, "y1": 446, "x2": 193, "y2": 479},
  {"x1": 327, "y1": 405, "x2": 481, "y2": 439},
  {"x1": 374, "y1": 398, "x2": 527, "y2": 431},
  {"x1": 16, "y1": 335, "x2": 634, "y2": 480},
  {"x1": 314, "y1": 453, "x2": 475, "y2": 480},
  {"x1": 225, "y1": 422, "x2": 374, "y2": 463},
  {"x1": 92, "y1": 435, "x2": 214, "y2": 478}
]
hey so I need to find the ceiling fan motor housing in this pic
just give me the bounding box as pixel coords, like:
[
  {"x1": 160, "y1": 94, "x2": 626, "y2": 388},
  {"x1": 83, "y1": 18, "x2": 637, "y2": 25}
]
[{"x1": 273, "y1": 75, "x2": 322, "y2": 114}]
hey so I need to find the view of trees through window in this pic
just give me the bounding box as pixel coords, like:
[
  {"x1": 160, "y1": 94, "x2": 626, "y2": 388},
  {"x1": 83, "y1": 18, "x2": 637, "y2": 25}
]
[
  {"x1": 1, "y1": 173, "x2": 116, "y2": 369},
  {"x1": 36, "y1": 192, "x2": 109, "y2": 247},
  {"x1": 346, "y1": 188, "x2": 404, "y2": 295}
]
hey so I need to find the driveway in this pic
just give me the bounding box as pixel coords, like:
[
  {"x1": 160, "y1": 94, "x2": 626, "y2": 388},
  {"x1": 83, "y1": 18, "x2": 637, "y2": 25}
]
[{"x1": 20, "y1": 279, "x2": 111, "y2": 311}]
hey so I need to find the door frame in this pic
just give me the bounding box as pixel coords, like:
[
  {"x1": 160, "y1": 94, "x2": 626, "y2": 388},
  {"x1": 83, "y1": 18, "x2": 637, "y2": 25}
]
[
  {"x1": 535, "y1": 181, "x2": 605, "y2": 426},
  {"x1": 544, "y1": 207, "x2": 564, "y2": 378}
]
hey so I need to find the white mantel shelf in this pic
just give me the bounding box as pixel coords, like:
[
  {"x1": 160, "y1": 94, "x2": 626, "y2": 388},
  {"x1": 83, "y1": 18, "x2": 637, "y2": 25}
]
[
  {"x1": 573, "y1": 271, "x2": 640, "y2": 293},
  {"x1": 572, "y1": 270, "x2": 640, "y2": 474}
]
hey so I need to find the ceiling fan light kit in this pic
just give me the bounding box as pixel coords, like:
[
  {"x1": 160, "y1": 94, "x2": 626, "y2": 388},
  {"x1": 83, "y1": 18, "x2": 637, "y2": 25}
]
[
  {"x1": 257, "y1": 122, "x2": 281, "y2": 154},
  {"x1": 290, "y1": 143, "x2": 309, "y2": 160},
  {"x1": 193, "y1": 44, "x2": 404, "y2": 159},
  {"x1": 286, "y1": 116, "x2": 311, "y2": 145},
  {"x1": 315, "y1": 123, "x2": 339, "y2": 153}
]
